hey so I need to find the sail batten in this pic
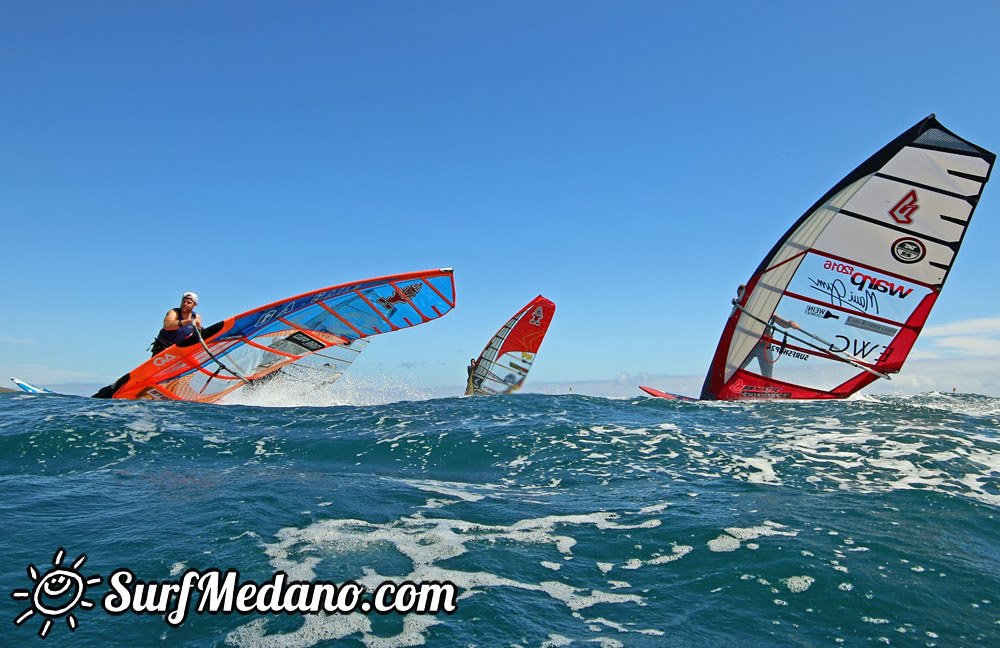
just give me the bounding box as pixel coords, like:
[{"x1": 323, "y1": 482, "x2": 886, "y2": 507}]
[{"x1": 702, "y1": 116, "x2": 994, "y2": 400}]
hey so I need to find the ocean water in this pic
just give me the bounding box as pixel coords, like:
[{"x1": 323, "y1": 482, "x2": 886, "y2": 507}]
[{"x1": 1, "y1": 388, "x2": 998, "y2": 647}]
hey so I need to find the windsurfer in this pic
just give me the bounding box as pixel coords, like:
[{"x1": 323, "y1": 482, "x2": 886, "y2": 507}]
[
  {"x1": 732, "y1": 284, "x2": 802, "y2": 378},
  {"x1": 151, "y1": 292, "x2": 203, "y2": 356},
  {"x1": 465, "y1": 358, "x2": 480, "y2": 395},
  {"x1": 732, "y1": 284, "x2": 747, "y2": 314},
  {"x1": 742, "y1": 312, "x2": 799, "y2": 378}
]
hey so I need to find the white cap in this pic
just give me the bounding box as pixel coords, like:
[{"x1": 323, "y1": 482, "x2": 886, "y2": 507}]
[{"x1": 182, "y1": 292, "x2": 199, "y2": 304}]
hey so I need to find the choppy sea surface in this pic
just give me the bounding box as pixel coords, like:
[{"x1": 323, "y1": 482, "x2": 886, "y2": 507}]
[{"x1": 1, "y1": 387, "x2": 998, "y2": 647}]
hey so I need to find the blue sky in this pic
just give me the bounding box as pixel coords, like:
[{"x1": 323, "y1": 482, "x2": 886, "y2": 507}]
[{"x1": 3, "y1": 1, "x2": 999, "y2": 397}]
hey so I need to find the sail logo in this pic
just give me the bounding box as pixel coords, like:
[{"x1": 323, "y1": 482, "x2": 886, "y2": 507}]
[
  {"x1": 284, "y1": 331, "x2": 324, "y2": 352},
  {"x1": 727, "y1": 379, "x2": 791, "y2": 398},
  {"x1": 733, "y1": 382, "x2": 791, "y2": 398},
  {"x1": 804, "y1": 305, "x2": 839, "y2": 320},
  {"x1": 829, "y1": 335, "x2": 893, "y2": 362},
  {"x1": 845, "y1": 316, "x2": 898, "y2": 337},
  {"x1": 376, "y1": 283, "x2": 422, "y2": 310},
  {"x1": 889, "y1": 190, "x2": 919, "y2": 224},
  {"x1": 138, "y1": 387, "x2": 170, "y2": 400},
  {"x1": 253, "y1": 298, "x2": 306, "y2": 329},
  {"x1": 891, "y1": 237, "x2": 926, "y2": 264},
  {"x1": 530, "y1": 306, "x2": 544, "y2": 326},
  {"x1": 850, "y1": 272, "x2": 913, "y2": 298}
]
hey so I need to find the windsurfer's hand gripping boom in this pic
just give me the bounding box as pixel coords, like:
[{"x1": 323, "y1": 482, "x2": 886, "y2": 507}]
[{"x1": 770, "y1": 314, "x2": 799, "y2": 331}]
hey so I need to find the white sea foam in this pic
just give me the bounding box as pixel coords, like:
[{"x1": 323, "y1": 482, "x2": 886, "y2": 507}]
[
  {"x1": 708, "y1": 535, "x2": 740, "y2": 552},
  {"x1": 221, "y1": 373, "x2": 434, "y2": 408},
  {"x1": 725, "y1": 521, "x2": 797, "y2": 541},
  {"x1": 782, "y1": 576, "x2": 815, "y2": 593},
  {"x1": 225, "y1": 500, "x2": 678, "y2": 647},
  {"x1": 125, "y1": 418, "x2": 156, "y2": 432},
  {"x1": 397, "y1": 478, "x2": 487, "y2": 503},
  {"x1": 734, "y1": 455, "x2": 779, "y2": 483},
  {"x1": 742, "y1": 413, "x2": 1000, "y2": 506},
  {"x1": 120, "y1": 417, "x2": 160, "y2": 442},
  {"x1": 638, "y1": 545, "x2": 692, "y2": 566},
  {"x1": 709, "y1": 521, "x2": 797, "y2": 552}
]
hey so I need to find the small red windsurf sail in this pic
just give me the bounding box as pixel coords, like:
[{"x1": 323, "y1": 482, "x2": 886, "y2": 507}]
[
  {"x1": 701, "y1": 115, "x2": 994, "y2": 400},
  {"x1": 108, "y1": 268, "x2": 456, "y2": 402},
  {"x1": 466, "y1": 295, "x2": 555, "y2": 395}
]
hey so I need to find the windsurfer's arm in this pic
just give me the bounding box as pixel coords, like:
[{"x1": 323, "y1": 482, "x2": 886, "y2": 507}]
[
  {"x1": 164, "y1": 310, "x2": 200, "y2": 330},
  {"x1": 163, "y1": 310, "x2": 182, "y2": 330},
  {"x1": 772, "y1": 314, "x2": 800, "y2": 330}
]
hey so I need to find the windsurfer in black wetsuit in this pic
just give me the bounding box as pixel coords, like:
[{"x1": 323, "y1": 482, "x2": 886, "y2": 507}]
[
  {"x1": 465, "y1": 357, "x2": 481, "y2": 395},
  {"x1": 94, "y1": 292, "x2": 204, "y2": 398},
  {"x1": 150, "y1": 292, "x2": 203, "y2": 356}
]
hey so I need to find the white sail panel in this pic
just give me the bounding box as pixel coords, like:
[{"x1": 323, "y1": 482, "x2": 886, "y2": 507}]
[
  {"x1": 811, "y1": 218, "x2": 957, "y2": 286},
  {"x1": 838, "y1": 176, "x2": 972, "y2": 238},
  {"x1": 881, "y1": 146, "x2": 991, "y2": 196}
]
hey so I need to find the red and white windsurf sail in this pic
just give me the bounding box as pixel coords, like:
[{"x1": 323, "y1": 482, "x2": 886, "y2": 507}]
[
  {"x1": 466, "y1": 295, "x2": 555, "y2": 395},
  {"x1": 701, "y1": 115, "x2": 994, "y2": 400}
]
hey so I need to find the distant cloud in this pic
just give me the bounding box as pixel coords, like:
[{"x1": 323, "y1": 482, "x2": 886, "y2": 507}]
[
  {"x1": 923, "y1": 317, "x2": 1000, "y2": 337},
  {"x1": 389, "y1": 361, "x2": 424, "y2": 370},
  {"x1": 927, "y1": 336, "x2": 1000, "y2": 356},
  {"x1": 918, "y1": 315, "x2": 1000, "y2": 359},
  {"x1": 0, "y1": 336, "x2": 37, "y2": 344}
]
